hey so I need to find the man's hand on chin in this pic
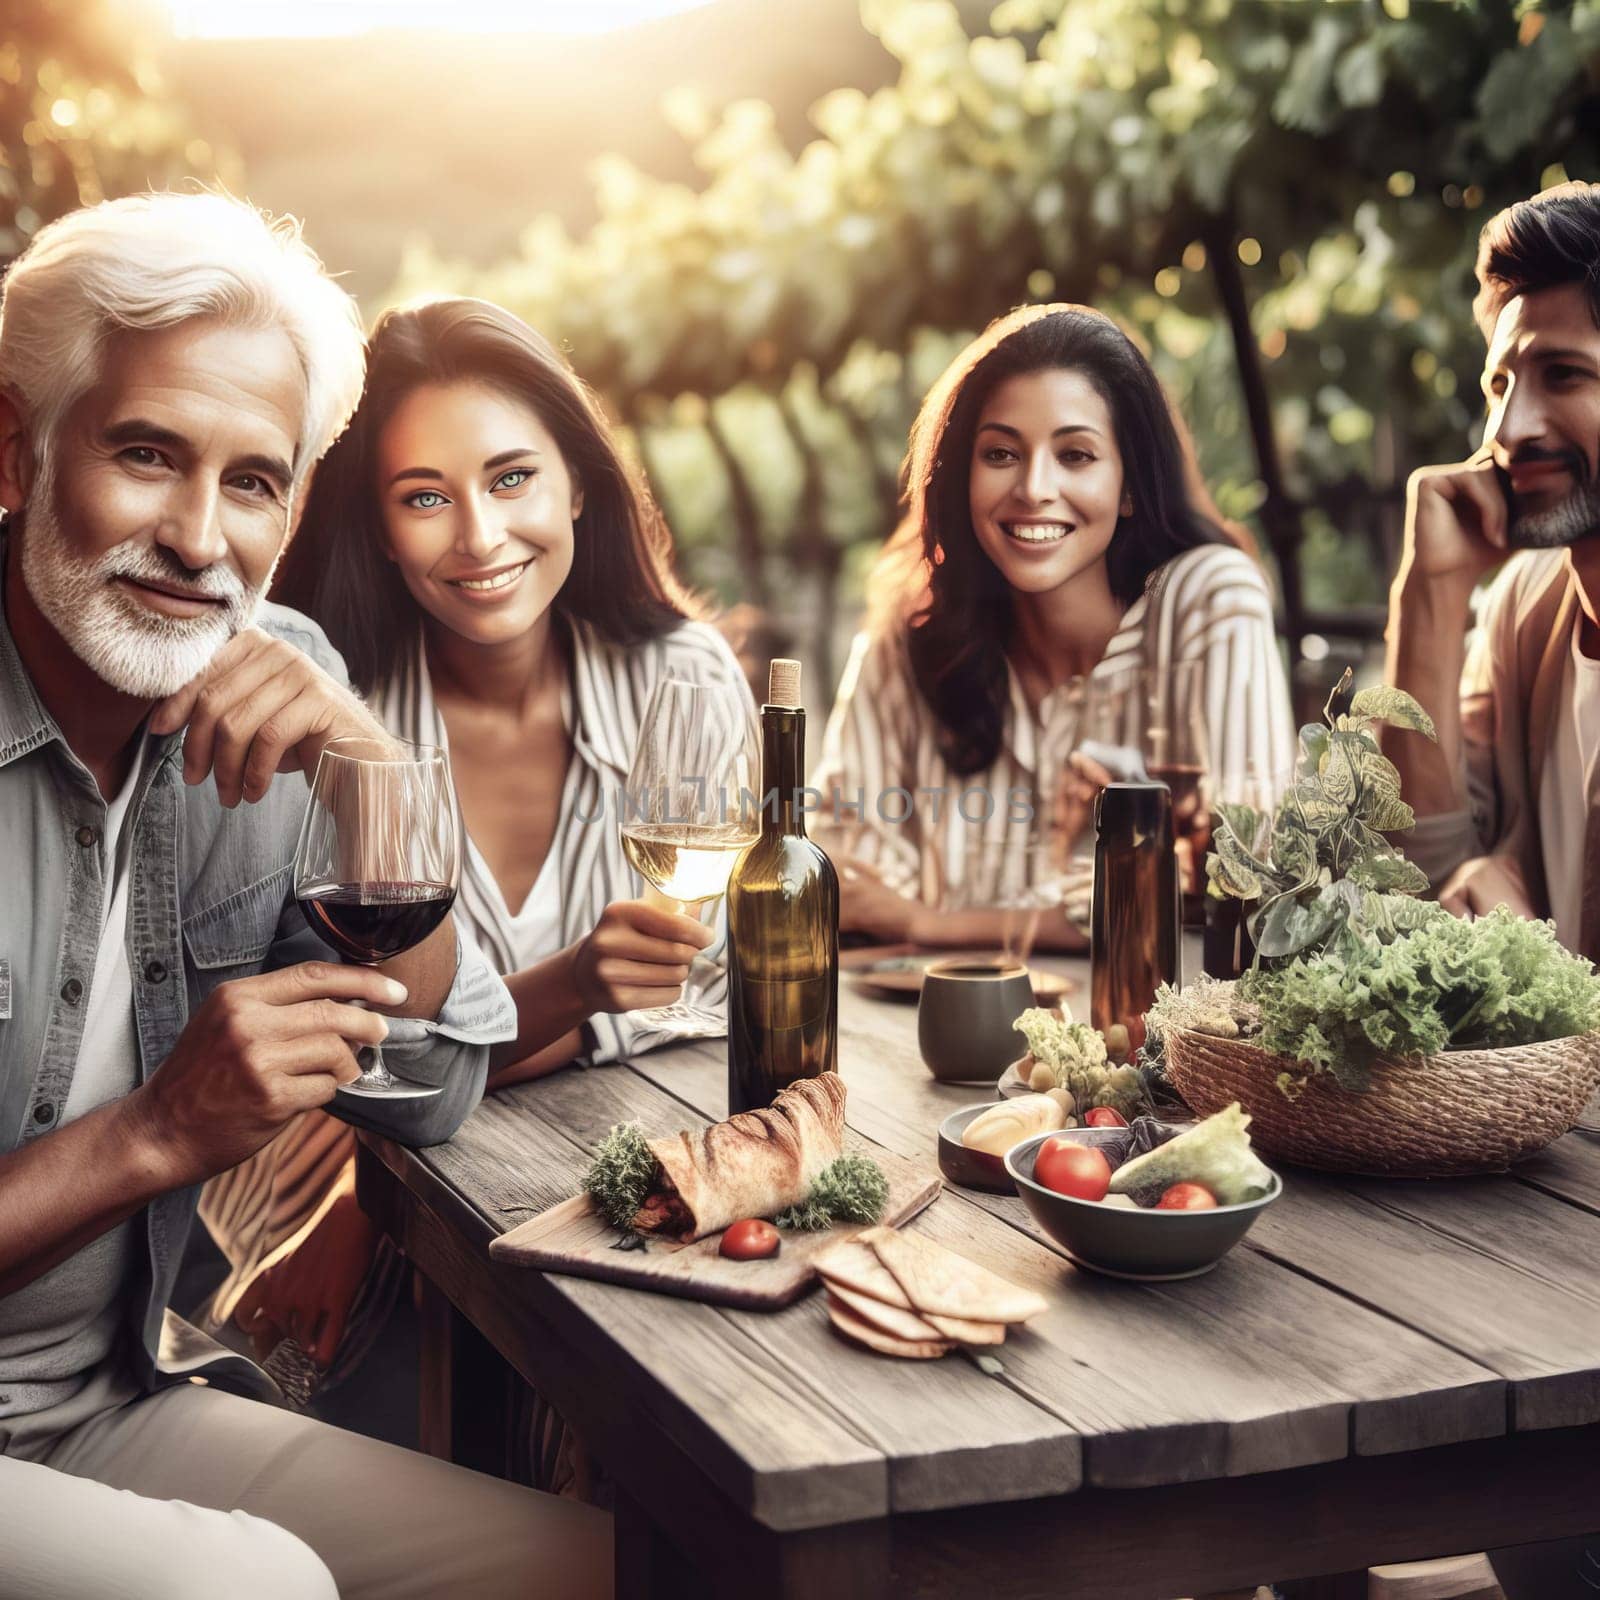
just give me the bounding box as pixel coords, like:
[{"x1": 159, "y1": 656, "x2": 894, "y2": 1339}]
[
  {"x1": 1437, "y1": 854, "x2": 1537, "y2": 921},
  {"x1": 149, "y1": 627, "x2": 396, "y2": 807}
]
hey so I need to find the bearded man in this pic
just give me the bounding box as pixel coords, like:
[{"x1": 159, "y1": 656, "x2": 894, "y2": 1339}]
[{"x1": 1385, "y1": 181, "x2": 1600, "y2": 962}]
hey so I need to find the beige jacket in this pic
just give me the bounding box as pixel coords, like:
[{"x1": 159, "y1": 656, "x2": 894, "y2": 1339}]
[{"x1": 1404, "y1": 548, "x2": 1600, "y2": 963}]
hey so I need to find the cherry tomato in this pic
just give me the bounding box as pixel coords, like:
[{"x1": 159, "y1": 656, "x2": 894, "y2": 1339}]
[
  {"x1": 719, "y1": 1219, "x2": 781, "y2": 1260},
  {"x1": 1156, "y1": 1182, "x2": 1219, "y2": 1211},
  {"x1": 1084, "y1": 1106, "x2": 1129, "y2": 1128},
  {"x1": 1033, "y1": 1139, "x2": 1112, "y2": 1202}
]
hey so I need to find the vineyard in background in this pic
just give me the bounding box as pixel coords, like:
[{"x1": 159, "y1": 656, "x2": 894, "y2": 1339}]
[{"x1": 9, "y1": 0, "x2": 1600, "y2": 713}]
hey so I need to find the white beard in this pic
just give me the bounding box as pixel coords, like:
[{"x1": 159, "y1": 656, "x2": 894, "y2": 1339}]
[
  {"x1": 18, "y1": 476, "x2": 264, "y2": 699},
  {"x1": 1510, "y1": 480, "x2": 1600, "y2": 549}
]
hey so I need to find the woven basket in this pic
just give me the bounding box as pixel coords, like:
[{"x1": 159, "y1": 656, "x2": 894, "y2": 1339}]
[{"x1": 1163, "y1": 1023, "x2": 1600, "y2": 1177}]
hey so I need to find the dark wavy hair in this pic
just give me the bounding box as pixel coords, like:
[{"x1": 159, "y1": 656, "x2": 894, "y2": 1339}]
[
  {"x1": 274, "y1": 297, "x2": 694, "y2": 693},
  {"x1": 868, "y1": 303, "x2": 1245, "y2": 775},
  {"x1": 1474, "y1": 181, "x2": 1600, "y2": 336}
]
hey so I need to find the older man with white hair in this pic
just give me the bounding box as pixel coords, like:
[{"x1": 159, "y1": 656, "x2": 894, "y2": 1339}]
[{"x1": 0, "y1": 194, "x2": 610, "y2": 1598}]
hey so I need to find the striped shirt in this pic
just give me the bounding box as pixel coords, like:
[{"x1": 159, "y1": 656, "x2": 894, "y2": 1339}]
[
  {"x1": 373, "y1": 615, "x2": 754, "y2": 1064},
  {"x1": 812, "y1": 543, "x2": 1296, "y2": 910}
]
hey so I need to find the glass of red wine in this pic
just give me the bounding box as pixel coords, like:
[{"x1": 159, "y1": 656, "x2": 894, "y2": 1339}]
[{"x1": 293, "y1": 736, "x2": 460, "y2": 1098}]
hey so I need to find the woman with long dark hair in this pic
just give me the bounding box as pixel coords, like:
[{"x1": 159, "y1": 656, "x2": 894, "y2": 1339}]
[
  {"x1": 815, "y1": 303, "x2": 1295, "y2": 947},
  {"x1": 202, "y1": 298, "x2": 752, "y2": 1397}
]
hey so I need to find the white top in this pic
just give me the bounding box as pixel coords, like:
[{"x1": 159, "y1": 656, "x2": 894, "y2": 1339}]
[
  {"x1": 1538, "y1": 618, "x2": 1600, "y2": 950},
  {"x1": 0, "y1": 744, "x2": 144, "y2": 1386},
  {"x1": 500, "y1": 785, "x2": 566, "y2": 969}
]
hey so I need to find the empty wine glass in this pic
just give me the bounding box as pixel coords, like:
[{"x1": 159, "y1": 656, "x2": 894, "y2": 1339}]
[
  {"x1": 619, "y1": 679, "x2": 760, "y2": 1035},
  {"x1": 293, "y1": 737, "x2": 460, "y2": 1098}
]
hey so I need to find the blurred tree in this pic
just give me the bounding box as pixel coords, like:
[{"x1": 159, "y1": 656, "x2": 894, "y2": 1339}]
[
  {"x1": 0, "y1": 0, "x2": 236, "y2": 265},
  {"x1": 389, "y1": 0, "x2": 1600, "y2": 679}
]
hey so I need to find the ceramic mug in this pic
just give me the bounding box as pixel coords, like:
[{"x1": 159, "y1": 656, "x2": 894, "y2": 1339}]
[{"x1": 917, "y1": 958, "x2": 1037, "y2": 1084}]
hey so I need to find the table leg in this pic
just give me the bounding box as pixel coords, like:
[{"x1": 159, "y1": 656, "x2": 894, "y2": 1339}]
[
  {"x1": 415, "y1": 1269, "x2": 516, "y2": 1478},
  {"x1": 615, "y1": 1486, "x2": 890, "y2": 1600},
  {"x1": 615, "y1": 1487, "x2": 705, "y2": 1600}
]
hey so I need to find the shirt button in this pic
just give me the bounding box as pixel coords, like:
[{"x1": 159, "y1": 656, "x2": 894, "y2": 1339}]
[
  {"x1": 144, "y1": 960, "x2": 168, "y2": 984},
  {"x1": 74, "y1": 825, "x2": 100, "y2": 848},
  {"x1": 60, "y1": 978, "x2": 83, "y2": 1005},
  {"x1": 32, "y1": 1102, "x2": 55, "y2": 1126}
]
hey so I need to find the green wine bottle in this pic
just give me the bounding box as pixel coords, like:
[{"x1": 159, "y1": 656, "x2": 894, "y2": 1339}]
[{"x1": 726, "y1": 659, "x2": 839, "y2": 1115}]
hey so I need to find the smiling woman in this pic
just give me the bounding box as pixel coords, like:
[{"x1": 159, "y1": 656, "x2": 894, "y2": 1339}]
[
  {"x1": 812, "y1": 302, "x2": 1297, "y2": 950},
  {"x1": 212, "y1": 297, "x2": 754, "y2": 1399}
]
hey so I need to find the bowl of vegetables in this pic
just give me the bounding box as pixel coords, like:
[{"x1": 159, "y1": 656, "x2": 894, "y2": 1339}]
[{"x1": 1004, "y1": 1105, "x2": 1281, "y2": 1281}]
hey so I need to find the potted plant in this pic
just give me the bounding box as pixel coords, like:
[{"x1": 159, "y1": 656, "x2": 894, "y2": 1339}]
[{"x1": 1148, "y1": 672, "x2": 1600, "y2": 1176}]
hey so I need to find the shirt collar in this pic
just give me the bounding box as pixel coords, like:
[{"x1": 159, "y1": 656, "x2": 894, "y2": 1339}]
[
  {"x1": 564, "y1": 618, "x2": 634, "y2": 780},
  {"x1": 0, "y1": 527, "x2": 62, "y2": 768},
  {"x1": 1005, "y1": 661, "x2": 1038, "y2": 776},
  {"x1": 0, "y1": 596, "x2": 55, "y2": 768}
]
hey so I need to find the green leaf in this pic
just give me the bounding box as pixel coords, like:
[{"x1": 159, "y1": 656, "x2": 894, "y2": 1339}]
[
  {"x1": 1348, "y1": 686, "x2": 1438, "y2": 740},
  {"x1": 1273, "y1": 16, "x2": 1350, "y2": 135},
  {"x1": 1319, "y1": 735, "x2": 1360, "y2": 806},
  {"x1": 1271, "y1": 815, "x2": 1319, "y2": 881},
  {"x1": 1366, "y1": 793, "x2": 1418, "y2": 834},
  {"x1": 1335, "y1": 36, "x2": 1387, "y2": 109},
  {"x1": 1215, "y1": 801, "x2": 1270, "y2": 854},
  {"x1": 1208, "y1": 847, "x2": 1264, "y2": 902},
  {"x1": 1476, "y1": 19, "x2": 1581, "y2": 164},
  {"x1": 1254, "y1": 890, "x2": 1340, "y2": 960},
  {"x1": 1347, "y1": 851, "x2": 1430, "y2": 895}
]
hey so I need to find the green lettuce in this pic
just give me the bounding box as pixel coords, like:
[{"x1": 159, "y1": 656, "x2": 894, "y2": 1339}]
[
  {"x1": 1241, "y1": 907, "x2": 1600, "y2": 1091},
  {"x1": 1107, "y1": 1103, "x2": 1275, "y2": 1205}
]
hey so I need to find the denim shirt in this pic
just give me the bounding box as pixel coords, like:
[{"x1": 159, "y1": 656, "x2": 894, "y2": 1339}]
[{"x1": 0, "y1": 580, "x2": 516, "y2": 1408}]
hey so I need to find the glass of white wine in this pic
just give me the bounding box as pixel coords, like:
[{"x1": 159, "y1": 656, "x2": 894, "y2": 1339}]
[{"x1": 620, "y1": 678, "x2": 760, "y2": 1035}]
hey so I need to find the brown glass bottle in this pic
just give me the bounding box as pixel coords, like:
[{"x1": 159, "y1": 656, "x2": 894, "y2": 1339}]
[
  {"x1": 726, "y1": 662, "x2": 839, "y2": 1115},
  {"x1": 1091, "y1": 782, "x2": 1180, "y2": 1051}
]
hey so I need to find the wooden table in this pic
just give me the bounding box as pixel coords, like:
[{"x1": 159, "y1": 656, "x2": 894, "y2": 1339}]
[{"x1": 356, "y1": 962, "x2": 1600, "y2": 1600}]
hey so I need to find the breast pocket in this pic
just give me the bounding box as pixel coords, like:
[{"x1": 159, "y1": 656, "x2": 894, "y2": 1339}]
[{"x1": 181, "y1": 865, "x2": 292, "y2": 1003}]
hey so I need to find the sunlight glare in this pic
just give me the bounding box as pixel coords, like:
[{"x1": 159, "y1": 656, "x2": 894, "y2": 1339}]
[{"x1": 164, "y1": 0, "x2": 716, "y2": 37}]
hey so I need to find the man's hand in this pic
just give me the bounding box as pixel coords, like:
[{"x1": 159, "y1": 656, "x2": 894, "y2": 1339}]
[
  {"x1": 132, "y1": 963, "x2": 403, "y2": 1189},
  {"x1": 233, "y1": 1176, "x2": 377, "y2": 1370},
  {"x1": 1437, "y1": 854, "x2": 1536, "y2": 921},
  {"x1": 1402, "y1": 454, "x2": 1511, "y2": 589},
  {"x1": 568, "y1": 900, "x2": 711, "y2": 1014},
  {"x1": 149, "y1": 627, "x2": 396, "y2": 807},
  {"x1": 1384, "y1": 454, "x2": 1508, "y2": 823}
]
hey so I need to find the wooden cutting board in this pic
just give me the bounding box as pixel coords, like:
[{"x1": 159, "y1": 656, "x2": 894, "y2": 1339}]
[{"x1": 488, "y1": 1141, "x2": 941, "y2": 1310}]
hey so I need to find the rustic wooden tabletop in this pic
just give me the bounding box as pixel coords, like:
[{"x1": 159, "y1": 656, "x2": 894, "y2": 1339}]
[{"x1": 356, "y1": 956, "x2": 1600, "y2": 1600}]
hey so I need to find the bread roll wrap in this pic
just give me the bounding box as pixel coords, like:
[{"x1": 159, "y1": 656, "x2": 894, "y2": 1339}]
[{"x1": 631, "y1": 1073, "x2": 847, "y2": 1241}]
